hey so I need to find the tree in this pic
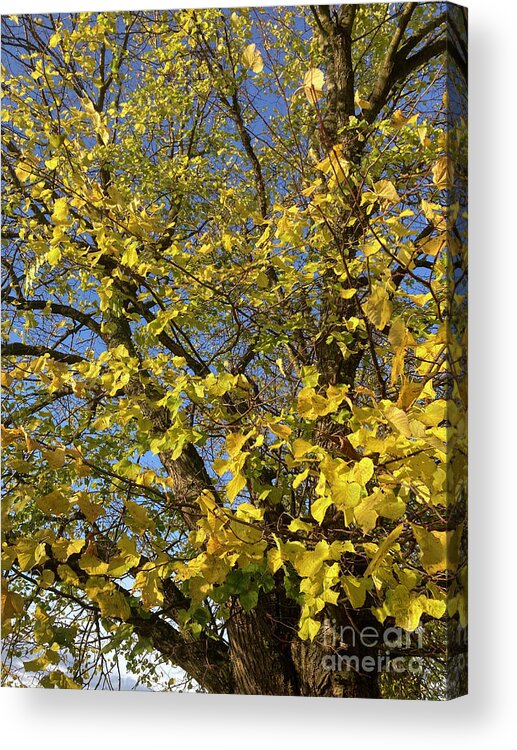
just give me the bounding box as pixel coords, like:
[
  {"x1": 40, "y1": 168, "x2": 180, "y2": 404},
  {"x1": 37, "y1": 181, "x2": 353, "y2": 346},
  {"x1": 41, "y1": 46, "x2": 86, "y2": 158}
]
[{"x1": 1, "y1": 4, "x2": 467, "y2": 698}]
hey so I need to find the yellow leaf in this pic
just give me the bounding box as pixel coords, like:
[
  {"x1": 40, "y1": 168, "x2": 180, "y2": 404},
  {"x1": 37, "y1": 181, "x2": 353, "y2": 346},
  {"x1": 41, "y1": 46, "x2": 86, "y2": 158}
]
[
  {"x1": 38, "y1": 570, "x2": 55, "y2": 589},
  {"x1": 122, "y1": 245, "x2": 138, "y2": 267},
  {"x1": 364, "y1": 285, "x2": 392, "y2": 330},
  {"x1": 52, "y1": 538, "x2": 84, "y2": 562},
  {"x1": 397, "y1": 379, "x2": 422, "y2": 410},
  {"x1": 418, "y1": 233, "x2": 446, "y2": 257},
  {"x1": 123, "y1": 498, "x2": 156, "y2": 533},
  {"x1": 213, "y1": 457, "x2": 229, "y2": 477},
  {"x1": 354, "y1": 90, "x2": 371, "y2": 110},
  {"x1": 106, "y1": 552, "x2": 137, "y2": 577},
  {"x1": 299, "y1": 615, "x2": 321, "y2": 641},
  {"x1": 382, "y1": 586, "x2": 446, "y2": 631},
  {"x1": 360, "y1": 239, "x2": 381, "y2": 258},
  {"x1": 49, "y1": 31, "x2": 61, "y2": 48},
  {"x1": 303, "y1": 68, "x2": 325, "y2": 104},
  {"x1": 293, "y1": 467, "x2": 309, "y2": 489},
  {"x1": 96, "y1": 589, "x2": 131, "y2": 620},
  {"x1": 98, "y1": 123, "x2": 110, "y2": 146},
  {"x1": 47, "y1": 246, "x2": 62, "y2": 266},
  {"x1": 57, "y1": 564, "x2": 80, "y2": 585},
  {"x1": 311, "y1": 494, "x2": 332, "y2": 523},
  {"x1": 74, "y1": 492, "x2": 104, "y2": 522},
  {"x1": 37, "y1": 490, "x2": 70, "y2": 516},
  {"x1": 15, "y1": 161, "x2": 34, "y2": 183},
  {"x1": 235, "y1": 502, "x2": 264, "y2": 522},
  {"x1": 79, "y1": 553, "x2": 109, "y2": 576},
  {"x1": 384, "y1": 403, "x2": 412, "y2": 437},
  {"x1": 390, "y1": 110, "x2": 418, "y2": 128},
  {"x1": 332, "y1": 480, "x2": 361, "y2": 509},
  {"x1": 267, "y1": 548, "x2": 283, "y2": 574},
  {"x1": 411, "y1": 524, "x2": 463, "y2": 574},
  {"x1": 226, "y1": 431, "x2": 249, "y2": 457},
  {"x1": 293, "y1": 540, "x2": 329, "y2": 578},
  {"x1": 342, "y1": 576, "x2": 370, "y2": 608},
  {"x1": 350, "y1": 457, "x2": 374, "y2": 486},
  {"x1": 292, "y1": 438, "x2": 314, "y2": 459},
  {"x1": 270, "y1": 423, "x2": 292, "y2": 440},
  {"x1": 364, "y1": 523, "x2": 404, "y2": 576},
  {"x1": 201, "y1": 555, "x2": 230, "y2": 585},
  {"x1": 1, "y1": 426, "x2": 23, "y2": 447},
  {"x1": 288, "y1": 518, "x2": 313, "y2": 534},
  {"x1": 315, "y1": 144, "x2": 349, "y2": 186},
  {"x1": 51, "y1": 197, "x2": 69, "y2": 226},
  {"x1": 409, "y1": 292, "x2": 433, "y2": 307},
  {"x1": 227, "y1": 472, "x2": 246, "y2": 502},
  {"x1": 374, "y1": 179, "x2": 400, "y2": 203},
  {"x1": 73, "y1": 460, "x2": 90, "y2": 481},
  {"x1": 1, "y1": 371, "x2": 13, "y2": 388},
  {"x1": 417, "y1": 125, "x2": 431, "y2": 146},
  {"x1": 10, "y1": 459, "x2": 33, "y2": 474},
  {"x1": 432, "y1": 156, "x2": 454, "y2": 190},
  {"x1": 242, "y1": 43, "x2": 264, "y2": 73},
  {"x1": 134, "y1": 567, "x2": 164, "y2": 609},
  {"x1": 257, "y1": 271, "x2": 269, "y2": 288},
  {"x1": 43, "y1": 447, "x2": 66, "y2": 469},
  {"x1": 2, "y1": 589, "x2": 25, "y2": 620},
  {"x1": 16, "y1": 539, "x2": 48, "y2": 572},
  {"x1": 388, "y1": 318, "x2": 407, "y2": 350}
]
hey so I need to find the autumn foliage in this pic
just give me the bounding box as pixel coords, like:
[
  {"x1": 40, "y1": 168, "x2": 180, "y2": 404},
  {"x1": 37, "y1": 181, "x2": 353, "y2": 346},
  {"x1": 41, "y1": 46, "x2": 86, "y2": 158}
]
[{"x1": 1, "y1": 5, "x2": 467, "y2": 698}]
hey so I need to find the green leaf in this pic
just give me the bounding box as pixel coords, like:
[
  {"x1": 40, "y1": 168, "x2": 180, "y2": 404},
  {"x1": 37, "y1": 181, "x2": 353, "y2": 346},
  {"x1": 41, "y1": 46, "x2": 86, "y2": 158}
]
[{"x1": 240, "y1": 589, "x2": 259, "y2": 611}]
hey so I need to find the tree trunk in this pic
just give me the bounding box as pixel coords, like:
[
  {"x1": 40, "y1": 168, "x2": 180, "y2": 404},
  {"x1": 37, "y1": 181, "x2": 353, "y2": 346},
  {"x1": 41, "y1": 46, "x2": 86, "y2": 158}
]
[{"x1": 226, "y1": 593, "x2": 381, "y2": 698}]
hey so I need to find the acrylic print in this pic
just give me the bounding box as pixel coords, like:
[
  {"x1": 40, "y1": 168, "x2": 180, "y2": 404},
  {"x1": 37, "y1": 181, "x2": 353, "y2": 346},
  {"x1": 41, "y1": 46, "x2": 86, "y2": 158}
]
[{"x1": 1, "y1": 4, "x2": 467, "y2": 699}]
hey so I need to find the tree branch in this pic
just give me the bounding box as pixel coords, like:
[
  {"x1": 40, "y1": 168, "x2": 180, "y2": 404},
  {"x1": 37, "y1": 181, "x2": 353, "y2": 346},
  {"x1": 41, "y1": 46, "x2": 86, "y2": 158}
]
[
  {"x1": 3, "y1": 342, "x2": 85, "y2": 364},
  {"x1": 5, "y1": 297, "x2": 102, "y2": 336},
  {"x1": 367, "y1": 2, "x2": 418, "y2": 121}
]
